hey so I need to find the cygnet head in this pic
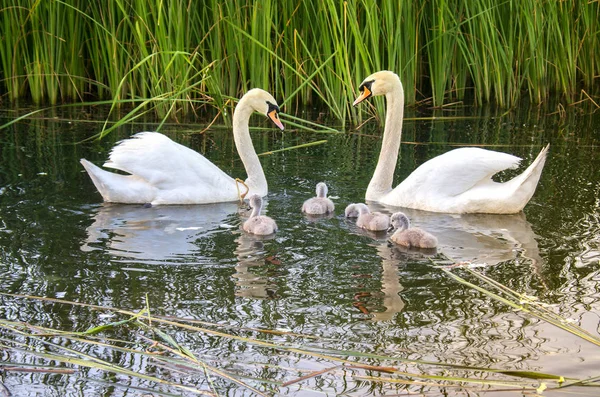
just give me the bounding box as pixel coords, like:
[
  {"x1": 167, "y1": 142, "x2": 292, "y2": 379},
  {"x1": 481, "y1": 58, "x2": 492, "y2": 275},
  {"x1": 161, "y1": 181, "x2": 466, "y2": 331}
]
[
  {"x1": 238, "y1": 88, "x2": 284, "y2": 130},
  {"x1": 344, "y1": 204, "x2": 359, "y2": 218},
  {"x1": 316, "y1": 182, "x2": 328, "y2": 198},
  {"x1": 345, "y1": 203, "x2": 370, "y2": 218},
  {"x1": 390, "y1": 212, "x2": 411, "y2": 231},
  {"x1": 353, "y1": 70, "x2": 403, "y2": 106},
  {"x1": 247, "y1": 194, "x2": 263, "y2": 214}
]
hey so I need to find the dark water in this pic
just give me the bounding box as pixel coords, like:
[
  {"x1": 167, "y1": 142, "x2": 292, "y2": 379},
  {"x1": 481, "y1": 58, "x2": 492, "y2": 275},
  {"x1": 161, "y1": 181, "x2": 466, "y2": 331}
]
[{"x1": 0, "y1": 104, "x2": 599, "y2": 396}]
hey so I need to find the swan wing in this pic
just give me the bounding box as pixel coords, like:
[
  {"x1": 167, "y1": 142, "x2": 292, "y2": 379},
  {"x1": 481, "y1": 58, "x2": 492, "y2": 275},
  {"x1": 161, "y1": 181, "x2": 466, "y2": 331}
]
[
  {"x1": 104, "y1": 132, "x2": 234, "y2": 191},
  {"x1": 392, "y1": 147, "x2": 521, "y2": 198}
]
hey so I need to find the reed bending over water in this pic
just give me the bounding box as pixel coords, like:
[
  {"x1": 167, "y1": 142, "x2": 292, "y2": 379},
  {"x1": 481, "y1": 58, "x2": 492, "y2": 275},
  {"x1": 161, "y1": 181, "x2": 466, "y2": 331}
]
[{"x1": 1, "y1": 0, "x2": 598, "y2": 122}]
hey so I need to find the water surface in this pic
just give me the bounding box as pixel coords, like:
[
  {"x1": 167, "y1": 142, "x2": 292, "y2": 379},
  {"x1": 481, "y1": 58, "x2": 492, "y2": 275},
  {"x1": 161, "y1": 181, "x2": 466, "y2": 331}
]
[{"x1": 0, "y1": 104, "x2": 599, "y2": 396}]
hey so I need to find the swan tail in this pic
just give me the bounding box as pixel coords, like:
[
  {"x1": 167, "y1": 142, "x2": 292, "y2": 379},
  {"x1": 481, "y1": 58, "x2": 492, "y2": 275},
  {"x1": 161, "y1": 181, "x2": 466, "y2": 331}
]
[
  {"x1": 80, "y1": 159, "x2": 156, "y2": 204},
  {"x1": 506, "y1": 144, "x2": 550, "y2": 211}
]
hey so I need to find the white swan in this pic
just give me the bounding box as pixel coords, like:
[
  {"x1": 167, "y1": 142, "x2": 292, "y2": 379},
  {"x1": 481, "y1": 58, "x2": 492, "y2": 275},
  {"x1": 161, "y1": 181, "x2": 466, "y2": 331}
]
[
  {"x1": 390, "y1": 212, "x2": 438, "y2": 249},
  {"x1": 302, "y1": 182, "x2": 335, "y2": 215},
  {"x1": 80, "y1": 89, "x2": 284, "y2": 205},
  {"x1": 243, "y1": 194, "x2": 278, "y2": 235},
  {"x1": 345, "y1": 203, "x2": 390, "y2": 232},
  {"x1": 353, "y1": 70, "x2": 549, "y2": 214}
]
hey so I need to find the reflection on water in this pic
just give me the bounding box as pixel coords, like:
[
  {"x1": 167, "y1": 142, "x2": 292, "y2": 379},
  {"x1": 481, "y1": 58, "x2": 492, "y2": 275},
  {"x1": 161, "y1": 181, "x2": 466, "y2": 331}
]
[
  {"x1": 81, "y1": 202, "x2": 240, "y2": 264},
  {"x1": 370, "y1": 202, "x2": 544, "y2": 271},
  {"x1": 371, "y1": 242, "x2": 405, "y2": 321},
  {"x1": 573, "y1": 195, "x2": 600, "y2": 268},
  {"x1": 233, "y1": 232, "x2": 278, "y2": 299},
  {"x1": 0, "y1": 104, "x2": 599, "y2": 396},
  {"x1": 350, "y1": 206, "x2": 544, "y2": 322}
]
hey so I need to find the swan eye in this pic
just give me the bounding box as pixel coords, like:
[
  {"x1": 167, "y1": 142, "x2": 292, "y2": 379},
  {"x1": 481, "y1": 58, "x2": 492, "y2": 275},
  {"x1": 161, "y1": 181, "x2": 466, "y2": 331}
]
[
  {"x1": 358, "y1": 80, "x2": 374, "y2": 93},
  {"x1": 266, "y1": 101, "x2": 280, "y2": 114}
]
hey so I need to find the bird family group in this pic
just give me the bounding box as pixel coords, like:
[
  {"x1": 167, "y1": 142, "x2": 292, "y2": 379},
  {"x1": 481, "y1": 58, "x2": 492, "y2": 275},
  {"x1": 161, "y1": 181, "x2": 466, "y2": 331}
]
[{"x1": 80, "y1": 71, "x2": 549, "y2": 250}]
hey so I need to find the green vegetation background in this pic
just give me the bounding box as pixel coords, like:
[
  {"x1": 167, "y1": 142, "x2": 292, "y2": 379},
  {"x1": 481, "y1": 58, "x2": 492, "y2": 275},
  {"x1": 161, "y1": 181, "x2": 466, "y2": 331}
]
[{"x1": 1, "y1": 0, "x2": 598, "y2": 123}]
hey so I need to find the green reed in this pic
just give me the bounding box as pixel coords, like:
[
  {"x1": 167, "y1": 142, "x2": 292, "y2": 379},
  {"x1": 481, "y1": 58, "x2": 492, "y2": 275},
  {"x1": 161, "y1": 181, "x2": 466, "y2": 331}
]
[{"x1": 0, "y1": 0, "x2": 598, "y2": 125}]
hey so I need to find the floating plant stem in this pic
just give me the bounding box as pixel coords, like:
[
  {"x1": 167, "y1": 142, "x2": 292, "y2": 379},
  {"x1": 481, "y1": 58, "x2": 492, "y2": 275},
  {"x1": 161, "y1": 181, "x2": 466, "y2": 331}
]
[
  {"x1": 434, "y1": 259, "x2": 600, "y2": 349},
  {"x1": 258, "y1": 140, "x2": 329, "y2": 156},
  {"x1": 0, "y1": 291, "x2": 569, "y2": 392}
]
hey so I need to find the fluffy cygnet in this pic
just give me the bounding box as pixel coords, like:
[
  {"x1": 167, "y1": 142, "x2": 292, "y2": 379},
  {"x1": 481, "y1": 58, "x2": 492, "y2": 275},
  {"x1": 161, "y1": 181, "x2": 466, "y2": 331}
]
[
  {"x1": 390, "y1": 212, "x2": 437, "y2": 249},
  {"x1": 345, "y1": 203, "x2": 390, "y2": 232},
  {"x1": 302, "y1": 182, "x2": 335, "y2": 215},
  {"x1": 242, "y1": 194, "x2": 278, "y2": 235}
]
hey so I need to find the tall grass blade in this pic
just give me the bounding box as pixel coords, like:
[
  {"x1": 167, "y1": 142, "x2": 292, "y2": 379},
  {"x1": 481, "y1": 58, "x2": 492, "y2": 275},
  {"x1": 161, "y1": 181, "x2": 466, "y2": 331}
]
[{"x1": 2, "y1": 0, "x2": 597, "y2": 127}]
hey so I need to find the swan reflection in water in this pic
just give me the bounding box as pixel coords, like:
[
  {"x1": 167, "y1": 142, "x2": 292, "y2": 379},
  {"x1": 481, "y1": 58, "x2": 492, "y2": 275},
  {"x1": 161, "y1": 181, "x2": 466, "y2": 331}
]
[
  {"x1": 81, "y1": 202, "x2": 239, "y2": 264},
  {"x1": 232, "y1": 232, "x2": 280, "y2": 299},
  {"x1": 370, "y1": 242, "x2": 406, "y2": 322},
  {"x1": 82, "y1": 201, "x2": 281, "y2": 298},
  {"x1": 352, "y1": 203, "x2": 544, "y2": 321},
  {"x1": 370, "y1": 203, "x2": 544, "y2": 272},
  {"x1": 81, "y1": 200, "x2": 544, "y2": 309}
]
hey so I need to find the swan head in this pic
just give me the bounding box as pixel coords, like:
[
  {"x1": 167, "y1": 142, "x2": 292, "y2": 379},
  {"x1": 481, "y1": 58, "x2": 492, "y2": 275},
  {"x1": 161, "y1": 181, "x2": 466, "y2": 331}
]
[
  {"x1": 353, "y1": 71, "x2": 402, "y2": 106},
  {"x1": 240, "y1": 88, "x2": 284, "y2": 130},
  {"x1": 390, "y1": 212, "x2": 410, "y2": 231},
  {"x1": 316, "y1": 182, "x2": 328, "y2": 198}
]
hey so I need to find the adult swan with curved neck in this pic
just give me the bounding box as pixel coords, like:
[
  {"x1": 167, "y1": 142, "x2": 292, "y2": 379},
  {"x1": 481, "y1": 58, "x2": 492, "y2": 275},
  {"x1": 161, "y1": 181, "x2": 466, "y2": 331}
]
[
  {"x1": 353, "y1": 71, "x2": 549, "y2": 214},
  {"x1": 80, "y1": 89, "x2": 284, "y2": 205}
]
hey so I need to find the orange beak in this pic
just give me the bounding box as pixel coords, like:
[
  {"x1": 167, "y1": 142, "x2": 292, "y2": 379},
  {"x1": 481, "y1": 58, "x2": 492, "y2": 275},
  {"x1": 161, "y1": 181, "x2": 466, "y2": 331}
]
[
  {"x1": 268, "y1": 110, "x2": 284, "y2": 131},
  {"x1": 353, "y1": 86, "x2": 372, "y2": 106}
]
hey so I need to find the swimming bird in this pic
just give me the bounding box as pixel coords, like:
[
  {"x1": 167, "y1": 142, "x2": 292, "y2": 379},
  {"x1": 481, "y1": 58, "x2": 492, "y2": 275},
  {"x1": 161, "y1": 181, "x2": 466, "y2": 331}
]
[
  {"x1": 242, "y1": 194, "x2": 278, "y2": 235},
  {"x1": 80, "y1": 89, "x2": 284, "y2": 205},
  {"x1": 353, "y1": 70, "x2": 549, "y2": 214},
  {"x1": 302, "y1": 182, "x2": 335, "y2": 215},
  {"x1": 345, "y1": 203, "x2": 390, "y2": 232},
  {"x1": 390, "y1": 212, "x2": 438, "y2": 249}
]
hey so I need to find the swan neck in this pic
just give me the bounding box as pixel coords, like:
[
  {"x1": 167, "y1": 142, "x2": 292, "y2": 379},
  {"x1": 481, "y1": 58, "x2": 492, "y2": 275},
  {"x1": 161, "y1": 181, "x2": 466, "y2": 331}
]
[
  {"x1": 233, "y1": 103, "x2": 268, "y2": 196},
  {"x1": 366, "y1": 85, "x2": 404, "y2": 201}
]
